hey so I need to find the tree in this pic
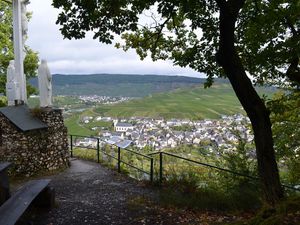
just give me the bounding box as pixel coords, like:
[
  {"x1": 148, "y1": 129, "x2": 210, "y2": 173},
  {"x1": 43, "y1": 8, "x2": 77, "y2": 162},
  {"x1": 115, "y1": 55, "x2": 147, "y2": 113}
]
[
  {"x1": 52, "y1": 0, "x2": 299, "y2": 205},
  {"x1": 0, "y1": 1, "x2": 39, "y2": 96},
  {"x1": 268, "y1": 91, "x2": 300, "y2": 185}
]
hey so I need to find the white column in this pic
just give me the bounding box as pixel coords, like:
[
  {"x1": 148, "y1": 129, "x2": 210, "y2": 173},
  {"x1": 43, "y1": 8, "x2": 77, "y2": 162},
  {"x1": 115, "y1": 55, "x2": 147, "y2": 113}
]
[{"x1": 12, "y1": 0, "x2": 27, "y2": 103}]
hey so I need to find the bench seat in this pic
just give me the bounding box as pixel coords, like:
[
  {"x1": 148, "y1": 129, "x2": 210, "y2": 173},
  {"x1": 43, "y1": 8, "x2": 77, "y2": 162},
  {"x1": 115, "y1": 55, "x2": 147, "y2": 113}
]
[
  {"x1": 0, "y1": 179, "x2": 54, "y2": 225},
  {"x1": 0, "y1": 162, "x2": 12, "y2": 205},
  {"x1": 0, "y1": 162, "x2": 11, "y2": 173}
]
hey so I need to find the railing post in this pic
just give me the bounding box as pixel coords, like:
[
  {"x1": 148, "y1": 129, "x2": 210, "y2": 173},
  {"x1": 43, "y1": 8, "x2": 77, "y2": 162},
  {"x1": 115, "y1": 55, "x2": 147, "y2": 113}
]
[
  {"x1": 150, "y1": 158, "x2": 154, "y2": 183},
  {"x1": 159, "y1": 152, "x2": 163, "y2": 184},
  {"x1": 97, "y1": 138, "x2": 100, "y2": 163},
  {"x1": 70, "y1": 135, "x2": 73, "y2": 158},
  {"x1": 118, "y1": 147, "x2": 121, "y2": 173}
]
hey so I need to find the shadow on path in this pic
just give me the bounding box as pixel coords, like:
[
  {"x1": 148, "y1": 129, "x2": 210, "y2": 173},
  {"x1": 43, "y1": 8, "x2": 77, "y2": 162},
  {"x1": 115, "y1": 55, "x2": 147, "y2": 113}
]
[{"x1": 31, "y1": 159, "x2": 163, "y2": 225}]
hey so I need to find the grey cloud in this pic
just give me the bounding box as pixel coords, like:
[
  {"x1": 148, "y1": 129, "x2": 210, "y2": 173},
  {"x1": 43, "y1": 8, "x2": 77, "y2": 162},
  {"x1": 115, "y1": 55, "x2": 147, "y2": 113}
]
[{"x1": 27, "y1": 0, "x2": 204, "y2": 78}]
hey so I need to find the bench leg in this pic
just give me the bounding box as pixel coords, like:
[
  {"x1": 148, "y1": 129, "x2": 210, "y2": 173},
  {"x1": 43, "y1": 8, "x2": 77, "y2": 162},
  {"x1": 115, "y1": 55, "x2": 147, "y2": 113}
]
[
  {"x1": 0, "y1": 170, "x2": 10, "y2": 206},
  {"x1": 33, "y1": 186, "x2": 55, "y2": 208}
]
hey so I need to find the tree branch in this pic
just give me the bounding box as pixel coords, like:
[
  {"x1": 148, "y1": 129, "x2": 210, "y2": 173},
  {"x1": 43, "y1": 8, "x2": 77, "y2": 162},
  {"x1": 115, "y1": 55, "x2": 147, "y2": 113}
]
[
  {"x1": 0, "y1": 0, "x2": 12, "y2": 4},
  {"x1": 151, "y1": 9, "x2": 174, "y2": 55},
  {"x1": 286, "y1": 56, "x2": 300, "y2": 86},
  {"x1": 172, "y1": 14, "x2": 179, "y2": 35},
  {"x1": 283, "y1": 15, "x2": 299, "y2": 86},
  {"x1": 285, "y1": 17, "x2": 299, "y2": 37},
  {"x1": 215, "y1": 0, "x2": 226, "y2": 9}
]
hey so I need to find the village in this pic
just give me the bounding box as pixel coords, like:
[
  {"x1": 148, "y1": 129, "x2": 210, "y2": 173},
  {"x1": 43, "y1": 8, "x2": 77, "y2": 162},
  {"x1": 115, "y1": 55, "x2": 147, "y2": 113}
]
[
  {"x1": 78, "y1": 95, "x2": 134, "y2": 104},
  {"x1": 75, "y1": 114, "x2": 253, "y2": 151}
]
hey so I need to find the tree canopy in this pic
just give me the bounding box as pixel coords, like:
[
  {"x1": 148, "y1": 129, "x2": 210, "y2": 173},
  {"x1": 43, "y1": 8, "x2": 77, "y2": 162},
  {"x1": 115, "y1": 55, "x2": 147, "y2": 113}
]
[
  {"x1": 238, "y1": 0, "x2": 299, "y2": 87},
  {"x1": 53, "y1": 0, "x2": 299, "y2": 87},
  {"x1": 52, "y1": 0, "x2": 299, "y2": 205},
  {"x1": 268, "y1": 91, "x2": 300, "y2": 185},
  {"x1": 0, "y1": 1, "x2": 39, "y2": 96}
]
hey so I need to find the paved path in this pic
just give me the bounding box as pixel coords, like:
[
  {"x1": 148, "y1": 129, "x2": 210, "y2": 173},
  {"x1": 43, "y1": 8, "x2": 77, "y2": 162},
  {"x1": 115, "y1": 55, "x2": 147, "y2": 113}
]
[{"x1": 31, "y1": 159, "x2": 163, "y2": 225}]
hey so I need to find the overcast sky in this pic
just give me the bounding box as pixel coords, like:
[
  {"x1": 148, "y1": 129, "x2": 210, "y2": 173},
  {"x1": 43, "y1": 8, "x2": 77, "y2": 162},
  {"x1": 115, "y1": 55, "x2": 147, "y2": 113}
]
[{"x1": 27, "y1": 0, "x2": 204, "y2": 77}]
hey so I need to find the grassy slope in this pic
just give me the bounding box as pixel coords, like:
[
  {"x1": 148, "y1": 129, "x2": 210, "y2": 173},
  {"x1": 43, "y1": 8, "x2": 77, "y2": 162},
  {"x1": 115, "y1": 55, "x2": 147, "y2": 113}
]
[
  {"x1": 95, "y1": 84, "x2": 244, "y2": 120},
  {"x1": 63, "y1": 83, "x2": 274, "y2": 134},
  {"x1": 65, "y1": 110, "x2": 98, "y2": 136}
]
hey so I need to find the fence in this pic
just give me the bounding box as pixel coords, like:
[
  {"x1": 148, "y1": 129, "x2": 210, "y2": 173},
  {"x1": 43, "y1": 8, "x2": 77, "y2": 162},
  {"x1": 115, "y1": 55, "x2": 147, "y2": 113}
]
[
  {"x1": 148, "y1": 151, "x2": 258, "y2": 183},
  {"x1": 70, "y1": 135, "x2": 154, "y2": 182},
  {"x1": 69, "y1": 134, "x2": 299, "y2": 192},
  {"x1": 149, "y1": 151, "x2": 300, "y2": 192}
]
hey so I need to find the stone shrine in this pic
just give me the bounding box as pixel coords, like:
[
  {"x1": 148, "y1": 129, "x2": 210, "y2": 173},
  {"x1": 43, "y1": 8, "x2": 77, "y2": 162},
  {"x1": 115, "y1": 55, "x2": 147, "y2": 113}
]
[
  {"x1": 0, "y1": 0, "x2": 70, "y2": 176},
  {"x1": 0, "y1": 106, "x2": 69, "y2": 176}
]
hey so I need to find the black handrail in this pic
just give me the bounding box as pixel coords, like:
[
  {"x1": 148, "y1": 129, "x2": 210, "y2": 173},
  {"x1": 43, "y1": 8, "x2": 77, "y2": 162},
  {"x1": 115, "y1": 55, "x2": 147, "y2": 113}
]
[
  {"x1": 119, "y1": 160, "x2": 151, "y2": 175},
  {"x1": 112, "y1": 145, "x2": 152, "y2": 160},
  {"x1": 69, "y1": 134, "x2": 300, "y2": 191},
  {"x1": 70, "y1": 134, "x2": 151, "y2": 159},
  {"x1": 71, "y1": 134, "x2": 99, "y2": 139},
  {"x1": 149, "y1": 151, "x2": 300, "y2": 192},
  {"x1": 149, "y1": 151, "x2": 258, "y2": 180},
  {"x1": 70, "y1": 135, "x2": 154, "y2": 182}
]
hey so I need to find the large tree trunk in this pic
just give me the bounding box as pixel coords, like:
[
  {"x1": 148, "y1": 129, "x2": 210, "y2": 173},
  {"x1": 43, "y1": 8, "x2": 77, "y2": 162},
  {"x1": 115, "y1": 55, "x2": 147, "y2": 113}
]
[{"x1": 215, "y1": 0, "x2": 284, "y2": 205}]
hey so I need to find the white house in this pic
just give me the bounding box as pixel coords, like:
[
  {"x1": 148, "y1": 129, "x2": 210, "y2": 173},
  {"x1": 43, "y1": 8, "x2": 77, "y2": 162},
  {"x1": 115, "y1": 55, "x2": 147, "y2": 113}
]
[{"x1": 115, "y1": 122, "x2": 134, "y2": 132}]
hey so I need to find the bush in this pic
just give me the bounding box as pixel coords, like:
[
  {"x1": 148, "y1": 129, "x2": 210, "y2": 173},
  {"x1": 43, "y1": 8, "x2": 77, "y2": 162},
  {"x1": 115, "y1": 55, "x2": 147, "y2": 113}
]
[
  {"x1": 0, "y1": 96, "x2": 7, "y2": 107},
  {"x1": 159, "y1": 161, "x2": 261, "y2": 211},
  {"x1": 157, "y1": 120, "x2": 262, "y2": 211},
  {"x1": 246, "y1": 196, "x2": 300, "y2": 225},
  {"x1": 73, "y1": 148, "x2": 97, "y2": 161}
]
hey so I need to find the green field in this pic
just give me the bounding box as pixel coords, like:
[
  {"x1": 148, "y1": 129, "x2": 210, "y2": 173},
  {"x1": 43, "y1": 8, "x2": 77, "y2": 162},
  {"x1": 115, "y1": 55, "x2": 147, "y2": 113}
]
[
  {"x1": 65, "y1": 113, "x2": 97, "y2": 136},
  {"x1": 94, "y1": 84, "x2": 245, "y2": 120},
  {"x1": 62, "y1": 83, "x2": 275, "y2": 134},
  {"x1": 28, "y1": 95, "x2": 85, "y2": 110}
]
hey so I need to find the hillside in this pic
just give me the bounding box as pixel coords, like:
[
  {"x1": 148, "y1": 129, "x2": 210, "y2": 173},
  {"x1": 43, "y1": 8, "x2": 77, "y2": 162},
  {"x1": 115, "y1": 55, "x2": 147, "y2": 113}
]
[
  {"x1": 30, "y1": 74, "x2": 208, "y2": 97},
  {"x1": 94, "y1": 83, "x2": 244, "y2": 120}
]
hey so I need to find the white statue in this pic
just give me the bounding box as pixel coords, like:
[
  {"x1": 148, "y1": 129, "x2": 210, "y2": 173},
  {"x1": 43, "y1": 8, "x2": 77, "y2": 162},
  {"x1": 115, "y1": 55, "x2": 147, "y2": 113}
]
[
  {"x1": 7, "y1": 60, "x2": 15, "y2": 83},
  {"x1": 38, "y1": 60, "x2": 52, "y2": 107},
  {"x1": 6, "y1": 60, "x2": 20, "y2": 106}
]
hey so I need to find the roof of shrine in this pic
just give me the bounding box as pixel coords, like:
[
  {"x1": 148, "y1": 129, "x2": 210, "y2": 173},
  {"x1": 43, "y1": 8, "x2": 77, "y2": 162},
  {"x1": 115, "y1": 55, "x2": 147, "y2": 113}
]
[{"x1": 0, "y1": 105, "x2": 48, "y2": 131}]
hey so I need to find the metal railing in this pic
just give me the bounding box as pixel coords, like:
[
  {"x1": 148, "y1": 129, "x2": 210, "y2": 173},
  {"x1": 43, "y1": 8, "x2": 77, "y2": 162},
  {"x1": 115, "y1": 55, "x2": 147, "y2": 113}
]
[
  {"x1": 70, "y1": 135, "x2": 154, "y2": 182},
  {"x1": 69, "y1": 134, "x2": 299, "y2": 192},
  {"x1": 148, "y1": 151, "x2": 300, "y2": 192}
]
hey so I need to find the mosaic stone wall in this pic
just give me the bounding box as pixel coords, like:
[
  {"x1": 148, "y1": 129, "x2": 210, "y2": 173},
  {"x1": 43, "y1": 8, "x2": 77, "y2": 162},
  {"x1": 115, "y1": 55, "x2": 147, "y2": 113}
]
[{"x1": 0, "y1": 108, "x2": 70, "y2": 176}]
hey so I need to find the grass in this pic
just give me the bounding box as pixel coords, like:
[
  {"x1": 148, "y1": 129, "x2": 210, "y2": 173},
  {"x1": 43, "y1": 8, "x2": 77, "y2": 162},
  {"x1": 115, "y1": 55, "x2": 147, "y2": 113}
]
[
  {"x1": 158, "y1": 163, "x2": 262, "y2": 211},
  {"x1": 72, "y1": 148, "x2": 98, "y2": 161},
  {"x1": 94, "y1": 84, "x2": 245, "y2": 120},
  {"x1": 30, "y1": 84, "x2": 275, "y2": 137},
  {"x1": 28, "y1": 95, "x2": 83, "y2": 108},
  {"x1": 65, "y1": 113, "x2": 97, "y2": 136},
  {"x1": 229, "y1": 196, "x2": 300, "y2": 225},
  {"x1": 85, "y1": 120, "x2": 113, "y2": 130}
]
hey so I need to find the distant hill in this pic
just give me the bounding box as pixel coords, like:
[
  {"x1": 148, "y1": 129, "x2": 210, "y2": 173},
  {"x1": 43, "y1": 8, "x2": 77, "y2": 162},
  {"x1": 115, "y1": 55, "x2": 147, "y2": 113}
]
[
  {"x1": 94, "y1": 83, "x2": 245, "y2": 120},
  {"x1": 29, "y1": 74, "x2": 212, "y2": 97}
]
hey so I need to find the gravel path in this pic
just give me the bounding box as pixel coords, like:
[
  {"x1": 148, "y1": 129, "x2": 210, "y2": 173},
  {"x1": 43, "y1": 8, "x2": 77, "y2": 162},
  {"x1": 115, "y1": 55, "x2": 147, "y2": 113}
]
[{"x1": 31, "y1": 159, "x2": 163, "y2": 225}]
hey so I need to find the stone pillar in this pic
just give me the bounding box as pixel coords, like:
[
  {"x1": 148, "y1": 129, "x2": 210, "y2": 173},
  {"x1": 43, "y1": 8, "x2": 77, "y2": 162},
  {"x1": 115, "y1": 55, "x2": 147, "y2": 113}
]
[{"x1": 13, "y1": 0, "x2": 27, "y2": 103}]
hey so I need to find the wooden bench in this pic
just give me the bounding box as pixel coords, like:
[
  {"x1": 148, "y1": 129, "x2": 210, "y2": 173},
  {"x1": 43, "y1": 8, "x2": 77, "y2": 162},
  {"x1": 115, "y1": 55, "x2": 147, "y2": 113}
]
[
  {"x1": 0, "y1": 162, "x2": 12, "y2": 206},
  {"x1": 0, "y1": 179, "x2": 55, "y2": 225}
]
